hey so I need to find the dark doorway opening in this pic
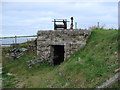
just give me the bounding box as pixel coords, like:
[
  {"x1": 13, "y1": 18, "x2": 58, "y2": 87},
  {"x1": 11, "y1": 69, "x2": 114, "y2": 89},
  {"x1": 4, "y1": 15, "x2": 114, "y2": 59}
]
[{"x1": 52, "y1": 45, "x2": 64, "y2": 66}]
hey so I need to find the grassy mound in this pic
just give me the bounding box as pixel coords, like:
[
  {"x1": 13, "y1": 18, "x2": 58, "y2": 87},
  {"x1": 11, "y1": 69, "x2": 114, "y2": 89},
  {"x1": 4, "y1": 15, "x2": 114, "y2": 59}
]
[{"x1": 2, "y1": 29, "x2": 118, "y2": 88}]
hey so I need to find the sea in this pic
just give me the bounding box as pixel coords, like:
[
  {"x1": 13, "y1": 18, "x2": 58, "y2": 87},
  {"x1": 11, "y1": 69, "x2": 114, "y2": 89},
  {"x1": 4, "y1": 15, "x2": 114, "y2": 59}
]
[{"x1": 0, "y1": 37, "x2": 36, "y2": 47}]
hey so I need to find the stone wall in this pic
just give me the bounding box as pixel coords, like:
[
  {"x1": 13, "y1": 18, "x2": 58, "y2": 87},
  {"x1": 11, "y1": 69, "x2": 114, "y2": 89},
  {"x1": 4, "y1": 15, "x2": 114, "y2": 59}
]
[{"x1": 37, "y1": 29, "x2": 91, "y2": 64}]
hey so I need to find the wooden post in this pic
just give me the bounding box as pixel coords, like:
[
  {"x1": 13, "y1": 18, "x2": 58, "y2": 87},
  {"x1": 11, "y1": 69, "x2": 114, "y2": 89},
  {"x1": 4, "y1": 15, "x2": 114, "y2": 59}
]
[
  {"x1": 97, "y1": 22, "x2": 99, "y2": 29},
  {"x1": 70, "y1": 17, "x2": 74, "y2": 29},
  {"x1": 75, "y1": 22, "x2": 77, "y2": 29},
  {"x1": 15, "y1": 35, "x2": 17, "y2": 48},
  {"x1": 54, "y1": 19, "x2": 55, "y2": 30}
]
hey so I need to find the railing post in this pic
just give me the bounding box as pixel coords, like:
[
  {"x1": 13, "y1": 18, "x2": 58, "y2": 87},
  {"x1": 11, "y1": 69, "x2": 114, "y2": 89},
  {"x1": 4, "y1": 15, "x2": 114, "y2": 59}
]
[{"x1": 15, "y1": 35, "x2": 17, "y2": 48}]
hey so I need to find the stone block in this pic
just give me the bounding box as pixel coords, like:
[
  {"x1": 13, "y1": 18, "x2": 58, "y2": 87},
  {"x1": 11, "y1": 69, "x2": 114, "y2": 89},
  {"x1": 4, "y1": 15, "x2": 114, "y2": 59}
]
[{"x1": 37, "y1": 29, "x2": 91, "y2": 64}]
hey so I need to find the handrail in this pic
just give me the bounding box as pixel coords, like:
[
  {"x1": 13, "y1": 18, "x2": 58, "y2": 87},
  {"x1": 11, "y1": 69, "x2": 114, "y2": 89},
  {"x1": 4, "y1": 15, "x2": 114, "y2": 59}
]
[{"x1": 0, "y1": 35, "x2": 37, "y2": 39}]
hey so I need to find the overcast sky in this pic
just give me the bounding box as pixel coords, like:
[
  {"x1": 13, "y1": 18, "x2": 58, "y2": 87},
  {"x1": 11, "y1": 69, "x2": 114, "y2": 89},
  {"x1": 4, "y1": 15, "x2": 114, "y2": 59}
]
[{"x1": 1, "y1": 0, "x2": 119, "y2": 37}]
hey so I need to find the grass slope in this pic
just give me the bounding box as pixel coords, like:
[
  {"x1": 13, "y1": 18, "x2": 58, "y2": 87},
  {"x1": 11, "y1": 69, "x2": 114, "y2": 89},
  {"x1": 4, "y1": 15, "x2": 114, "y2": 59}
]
[{"x1": 2, "y1": 29, "x2": 118, "y2": 88}]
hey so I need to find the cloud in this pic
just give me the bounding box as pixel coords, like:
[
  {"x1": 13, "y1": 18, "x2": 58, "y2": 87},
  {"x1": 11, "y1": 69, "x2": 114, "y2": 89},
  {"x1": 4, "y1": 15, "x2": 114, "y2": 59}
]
[
  {"x1": 1, "y1": 0, "x2": 119, "y2": 2},
  {"x1": 4, "y1": 10, "x2": 61, "y2": 17},
  {"x1": 20, "y1": 17, "x2": 52, "y2": 24},
  {"x1": 3, "y1": 17, "x2": 52, "y2": 26},
  {"x1": 1, "y1": 1, "x2": 118, "y2": 37}
]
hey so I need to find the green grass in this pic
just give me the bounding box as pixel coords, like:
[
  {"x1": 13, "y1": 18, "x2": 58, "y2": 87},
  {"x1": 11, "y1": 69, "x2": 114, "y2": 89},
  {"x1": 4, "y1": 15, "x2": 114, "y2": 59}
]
[{"x1": 2, "y1": 29, "x2": 119, "y2": 88}]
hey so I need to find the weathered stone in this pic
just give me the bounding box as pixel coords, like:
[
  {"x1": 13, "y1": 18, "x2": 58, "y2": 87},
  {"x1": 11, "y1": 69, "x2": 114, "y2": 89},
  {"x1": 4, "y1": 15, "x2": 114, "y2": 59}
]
[
  {"x1": 26, "y1": 59, "x2": 43, "y2": 68},
  {"x1": 36, "y1": 29, "x2": 91, "y2": 64}
]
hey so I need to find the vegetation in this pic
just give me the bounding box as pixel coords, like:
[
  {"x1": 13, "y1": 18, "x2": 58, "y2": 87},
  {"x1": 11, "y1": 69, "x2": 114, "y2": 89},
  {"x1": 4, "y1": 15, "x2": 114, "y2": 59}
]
[{"x1": 2, "y1": 29, "x2": 119, "y2": 88}]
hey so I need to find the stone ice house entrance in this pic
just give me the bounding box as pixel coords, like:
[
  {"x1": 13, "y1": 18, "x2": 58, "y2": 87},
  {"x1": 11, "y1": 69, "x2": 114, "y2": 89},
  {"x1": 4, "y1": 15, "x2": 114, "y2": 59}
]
[{"x1": 37, "y1": 29, "x2": 91, "y2": 65}]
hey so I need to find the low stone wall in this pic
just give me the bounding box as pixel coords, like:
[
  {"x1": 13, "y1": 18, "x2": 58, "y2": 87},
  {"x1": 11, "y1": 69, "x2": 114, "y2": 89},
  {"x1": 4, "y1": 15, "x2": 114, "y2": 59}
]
[{"x1": 37, "y1": 29, "x2": 91, "y2": 64}]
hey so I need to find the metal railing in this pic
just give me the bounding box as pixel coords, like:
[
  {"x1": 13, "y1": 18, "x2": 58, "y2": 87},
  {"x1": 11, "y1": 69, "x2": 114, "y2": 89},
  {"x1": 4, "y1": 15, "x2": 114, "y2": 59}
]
[{"x1": 0, "y1": 35, "x2": 37, "y2": 46}]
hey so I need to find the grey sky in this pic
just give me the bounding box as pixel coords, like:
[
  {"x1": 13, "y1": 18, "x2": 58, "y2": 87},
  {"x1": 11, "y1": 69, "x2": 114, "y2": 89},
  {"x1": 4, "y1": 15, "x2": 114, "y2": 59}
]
[{"x1": 1, "y1": 0, "x2": 119, "y2": 37}]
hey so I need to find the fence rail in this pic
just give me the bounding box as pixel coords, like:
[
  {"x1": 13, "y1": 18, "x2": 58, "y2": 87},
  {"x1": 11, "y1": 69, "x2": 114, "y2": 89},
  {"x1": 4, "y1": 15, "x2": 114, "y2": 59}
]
[
  {"x1": 0, "y1": 44, "x2": 20, "y2": 45},
  {"x1": 0, "y1": 35, "x2": 37, "y2": 39},
  {"x1": 1, "y1": 35, "x2": 37, "y2": 46}
]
